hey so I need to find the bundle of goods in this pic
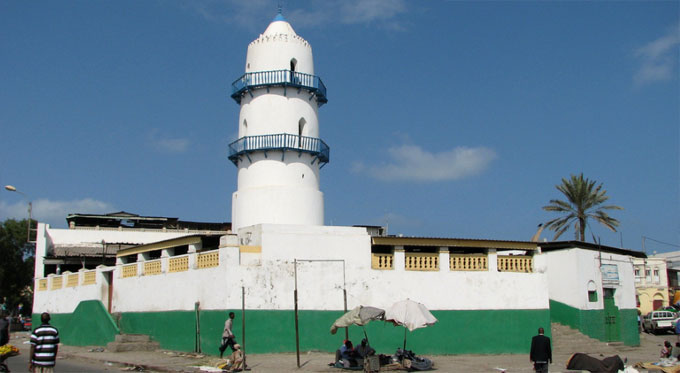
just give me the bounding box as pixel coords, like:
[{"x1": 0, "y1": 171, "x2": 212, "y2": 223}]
[{"x1": 0, "y1": 345, "x2": 19, "y2": 358}]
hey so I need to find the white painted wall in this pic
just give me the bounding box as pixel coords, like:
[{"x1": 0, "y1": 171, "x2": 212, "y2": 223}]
[
  {"x1": 35, "y1": 225, "x2": 549, "y2": 316},
  {"x1": 545, "y1": 248, "x2": 637, "y2": 310}
]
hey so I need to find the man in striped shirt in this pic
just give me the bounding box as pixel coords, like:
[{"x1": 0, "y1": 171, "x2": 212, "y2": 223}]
[{"x1": 29, "y1": 312, "x2": 59, "y2": 373}]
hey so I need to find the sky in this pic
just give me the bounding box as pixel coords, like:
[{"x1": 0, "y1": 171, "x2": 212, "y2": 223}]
[{"x1": 1, "y1": 0, "x2": 678, "y2": 253}]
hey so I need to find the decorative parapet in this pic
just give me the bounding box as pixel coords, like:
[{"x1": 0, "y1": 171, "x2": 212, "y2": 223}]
[
  {"x1": 497, "y1": 256, "x2": 533, "y2": 273},
  {"x1": 144, "y1": 260, "x2": 162, "y2": 276},
  {"x1": 371, "y1": 253, "x2": 393, "y2": 270},
  {"x1": 169, "y1": 256, "x2": 189, "y2": 273},
  {"x1": 450, "y1": 254, "x2": 488, "y2": 271},
  {"x1": 405, "y1": 253, "x2": 439, "y2": 271},
  {"x1": 51, "y1": 275, "x2": 63, "y2": 290},
  {"x1": 82, "y1": 270, "x2": 96, "y2": 285},
  {"x1": 197, "y1": 250, "x2": 219, "y2": 269},
  {"x1": 122, "y1": 264, "x2": 138, "y2": 278},
  {"x1": 37, "y1": 278, "x2": 48, "y2": 291},
  {"x1": 66, "y1": 273, "x2": 79, "y2": 287}
]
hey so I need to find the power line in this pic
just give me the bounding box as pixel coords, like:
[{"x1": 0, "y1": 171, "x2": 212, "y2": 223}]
[{"x1": 643, "y1": 236, "x2": 680, "y2": 248}]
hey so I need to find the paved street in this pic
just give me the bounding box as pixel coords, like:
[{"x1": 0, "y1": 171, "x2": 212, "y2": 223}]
[{"x1": 4, "y1": 329, "x2": 679, "y2": 372}]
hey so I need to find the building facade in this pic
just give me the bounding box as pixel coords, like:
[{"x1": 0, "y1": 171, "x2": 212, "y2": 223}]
[
  {"x1": 541, "y1": 242, "x2": 642, "y2": 346},
  {"x1": 30, "y1": 13, "x2": 643, "y2": 355},
  {"x1": 632, "y1": 257, "x2": 669, "y2": 315}
]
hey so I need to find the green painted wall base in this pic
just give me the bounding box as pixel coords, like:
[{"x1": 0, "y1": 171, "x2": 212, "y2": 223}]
[
  {"x1": 32, "y1": 300, "x2": 119, "y2": 346},
  {"x1": 549, "y1": 299, "x2": 639, "y2": 346},
  {"x1": 118, "y1": 308, "x2": 550, "y2": 355}
]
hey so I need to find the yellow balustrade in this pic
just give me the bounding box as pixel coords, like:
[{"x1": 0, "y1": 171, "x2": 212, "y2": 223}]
[
  {"x1": 82, "y1": 271, "x2": 96, "y2": 285},
  {"x1": 144, "y1": 260, "x2": 162, "y2": 276},
  {"x1": 122, "y1": 264, "x2": 138, "y2": 278},
  {"x1": 169, "y1": 256, "x2": 189, "y2": 273},
  {"x1": 51, "y1": 276, "x2": 63, "y2": 290},
  {"x1": 450, "y1": 254, "x2": 488, "y2": 271},
  {"x1": 66, "y1": 273, "x2": 79, "y2": 287},
  {"x1": 198, "y1": 251, "x2": 220, "y2": 269},
  {"x1": 37, "y1": 279, "x2": 48, "y2": 291},
  {"x1": 371, "y1": 253, "x2": 394, "y2": 270},
  {"x1": 405, "y1": 253, "x2": 439, "y2": 271},
  {"x1": 497, "y1": 256, "x2": 533, "y2": 273}
]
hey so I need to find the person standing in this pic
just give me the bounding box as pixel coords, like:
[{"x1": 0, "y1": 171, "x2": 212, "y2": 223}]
[
  {"x1": 530, "y1": 327, "x2": 552, "y2": 373},
  {"x1": 0, "y1": 310, "x2": 9, "y2": 346},
  {"x1": 29, "y1": 312, "x2": 60, "y2": 373},
  {"x1": 219, "y1": 312, "x2": 237, "y2": 358}
]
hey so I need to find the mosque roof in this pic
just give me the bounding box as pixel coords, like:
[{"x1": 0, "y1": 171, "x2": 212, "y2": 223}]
[{"x1": 263, "y1": 12, "x2": 297, "y2": 37}]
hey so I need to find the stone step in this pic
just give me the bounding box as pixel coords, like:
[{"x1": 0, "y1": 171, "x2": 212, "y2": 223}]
[
  {"x1": 115, "y1": 334, "x2": 151, "y2": 343},
  {"x1": 107, "y1": 334, "x2": 160, "y2": 353},
  {"x1": 107, "y1": 340, "x2": 160, "y2": 352}
]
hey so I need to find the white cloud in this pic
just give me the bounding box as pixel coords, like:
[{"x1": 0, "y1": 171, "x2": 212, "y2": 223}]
[
  {"x1": 148, "y1": 129, "x2": 190, "y2": 153},
  {"x1": 353, "y1": 144, "x2": 497, "y2": 182},
  {"x1": 339, "y1": 0, "x2": 407, "y2": 25},
  {"x1": 634, "y1": 23, "x2": 680, "y2": 85},
  {"x1": 0, "y1": 198, "x2": 115, "y2": 228},
  {"x1": 183, "y1": 0, "x2": 407, "y2": 29},
  {"x1": 154, "y1": 138, "x2": 190, "y2": 153}
]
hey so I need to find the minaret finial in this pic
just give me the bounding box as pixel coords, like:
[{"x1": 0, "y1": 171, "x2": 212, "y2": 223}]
[{"x1": 273, "y1": 2, "x2": 286, "y2": 22}]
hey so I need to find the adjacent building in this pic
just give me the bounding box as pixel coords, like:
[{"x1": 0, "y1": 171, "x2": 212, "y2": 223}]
[{"x1": 632, "y1": 257, "x2": 670, "y2": 315}]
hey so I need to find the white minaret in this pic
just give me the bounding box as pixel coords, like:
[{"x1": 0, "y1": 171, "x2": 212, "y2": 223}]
[{"x1": 229, "y1": 12, "x2": 329, "y2": 232}]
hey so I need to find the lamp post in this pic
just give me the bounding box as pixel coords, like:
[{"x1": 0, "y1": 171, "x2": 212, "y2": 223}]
[{"x1": 4, "y1": 185, "x2": 33, "y2": 243}]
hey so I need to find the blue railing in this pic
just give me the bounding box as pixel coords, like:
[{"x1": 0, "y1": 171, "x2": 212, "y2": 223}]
[
  {"x1": 228, "y1": 133, "x2": 330, "y2": 166},
  {"x1": 231, "y1": 70, "x2": 328, "y2": 106}
]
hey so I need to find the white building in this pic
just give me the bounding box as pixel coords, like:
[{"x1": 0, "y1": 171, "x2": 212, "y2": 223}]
[
  {"x1": 30, "y1": 12, "x2": 642, "y2": 354},
  {"x1": 541, "y1": 241, "x2": 643, "y2": 346}
]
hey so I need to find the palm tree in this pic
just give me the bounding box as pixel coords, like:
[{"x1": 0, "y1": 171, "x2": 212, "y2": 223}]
[{"x1": 543, "y1": 173, "x2": 623, "y2": 242}]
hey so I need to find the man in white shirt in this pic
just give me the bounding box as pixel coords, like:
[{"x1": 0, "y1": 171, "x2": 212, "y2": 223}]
[{"x1": 219, "y1": 312, "x2": 237, "y2": 358}]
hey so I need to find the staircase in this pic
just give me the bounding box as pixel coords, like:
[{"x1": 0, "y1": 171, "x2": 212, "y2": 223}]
[
  {"x1": 106, "y1": 334, "x2": 160, "y2": 352},
  {"x1": 550, "y1": 323, "x2": 632, "y2": 368}
]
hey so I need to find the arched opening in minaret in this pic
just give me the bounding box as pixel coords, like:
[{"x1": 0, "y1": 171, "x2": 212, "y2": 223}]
[
  {"x1": 290, "y1": 58, "x2": 298, "y2": 84},
  {"x1": 298, "y1": 118, "x2": 306, "y2": 148},
  {"x1": 243, "y1": 119, "x2": 248, "y2": 135}
]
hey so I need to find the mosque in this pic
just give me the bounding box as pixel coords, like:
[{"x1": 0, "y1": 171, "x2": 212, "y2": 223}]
[{"x1": 31, "y1": 12, "x2": 641, "y2": 355}]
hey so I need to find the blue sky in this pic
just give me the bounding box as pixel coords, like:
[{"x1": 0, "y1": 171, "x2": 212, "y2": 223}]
[{"x1": 1, "y1": 1, "x2": 678, "y2": 252}]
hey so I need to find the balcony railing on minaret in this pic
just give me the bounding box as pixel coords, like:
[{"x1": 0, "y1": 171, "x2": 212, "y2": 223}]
[
  {"x1": 230, "y1": 70, "x2": 327, "y2": 106},
  {"x1": 228, "y1": 133, "x2": 330, "y2": 167}
]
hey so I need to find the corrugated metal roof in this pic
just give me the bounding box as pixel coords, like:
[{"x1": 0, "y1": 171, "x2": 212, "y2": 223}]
[
  {"x1": 539, "y1": 241, "x2": 646, "y2": 258},
  {"x1": 372, "y1": 236, "x2": 538, "y2": 250}
]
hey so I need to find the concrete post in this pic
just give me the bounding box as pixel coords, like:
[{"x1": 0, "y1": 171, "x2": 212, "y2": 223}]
[
  {"x1": 440, "y1": 247, "x2": 450, "y2": 272},
  {"x1": 394, "y1": 246, "x2": 405, "y2": 272},
  {"x1": 488, "y1": 249, "x2": 498, "y2": 272}
]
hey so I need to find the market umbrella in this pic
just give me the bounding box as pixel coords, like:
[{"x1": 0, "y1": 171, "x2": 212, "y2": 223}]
[
  {"x1": 330, "y1": 305, "x2": 385, "y2": 342},
  {"x1": 385, "y1": 299, "x2": 438, "y2": 350}
]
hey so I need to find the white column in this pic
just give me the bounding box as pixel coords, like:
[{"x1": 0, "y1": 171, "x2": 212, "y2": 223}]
[
  {"x1": 439, "y1": 247, "x2": 450, "y2": 272},
  {"x1": 394, "y1": 246, "x2": 405, "y2": 272},
  {"x1": 488, "y1": 249, "x2": 498, "y2": 272}
]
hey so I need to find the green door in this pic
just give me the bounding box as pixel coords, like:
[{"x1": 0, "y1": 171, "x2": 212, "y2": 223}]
[{"x1": 603, "y1": 289, "x2": 621, "y2": 342}]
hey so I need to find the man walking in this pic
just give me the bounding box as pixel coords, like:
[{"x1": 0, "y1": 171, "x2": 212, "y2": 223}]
[
  {"x1": 29, "y1": 312, "x2": 60, "y2": 373},
  {"x1": 530, "y1": 327, "x2": 552, "y2": 373},
  {"x1": 219, "y1": 312, "x2": 237, "y2": 358}
]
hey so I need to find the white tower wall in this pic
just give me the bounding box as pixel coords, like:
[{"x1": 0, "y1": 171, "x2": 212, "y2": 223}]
[
  {"x1": 230, "y1": 15, "x2": 327, "y2": 231},
  {"x1": 238, "y1": 89, "x2": 319, "y2": 138}
]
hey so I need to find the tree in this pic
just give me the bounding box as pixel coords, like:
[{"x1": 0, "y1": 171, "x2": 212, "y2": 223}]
[
  {"x1": 0, "y1": 219, "x2": 34, "y2": 315},
  {"x1": 543, "y1": 173, "x2": 623, "y2": 242}
]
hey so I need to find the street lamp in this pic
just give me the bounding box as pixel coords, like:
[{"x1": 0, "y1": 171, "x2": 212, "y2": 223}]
[{"x1": 4, "y1": 185, "x2": 33, "y2": 243}]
